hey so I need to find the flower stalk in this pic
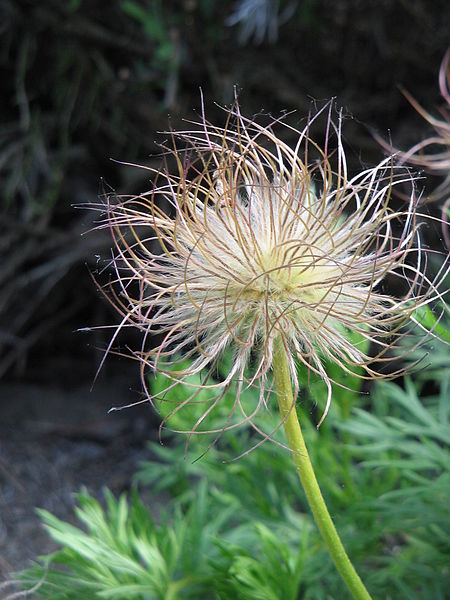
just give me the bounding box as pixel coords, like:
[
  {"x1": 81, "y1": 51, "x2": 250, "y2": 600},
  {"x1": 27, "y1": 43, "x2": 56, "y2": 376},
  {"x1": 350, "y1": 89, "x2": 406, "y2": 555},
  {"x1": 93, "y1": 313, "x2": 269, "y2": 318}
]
[{"x1": 272, "y1": 335, "x2": 371, "y2": 600}]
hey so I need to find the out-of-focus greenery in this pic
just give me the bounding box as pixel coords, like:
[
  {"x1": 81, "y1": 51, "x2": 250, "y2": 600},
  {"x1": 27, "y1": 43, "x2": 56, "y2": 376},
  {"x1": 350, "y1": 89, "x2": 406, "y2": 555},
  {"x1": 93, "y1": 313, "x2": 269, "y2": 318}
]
[
  {"x1": 17, "y1": 311, "x2": 450, "y2": 599},
  {"x1": 0, "y1": 0, "x2": 227, "y2": 376}
]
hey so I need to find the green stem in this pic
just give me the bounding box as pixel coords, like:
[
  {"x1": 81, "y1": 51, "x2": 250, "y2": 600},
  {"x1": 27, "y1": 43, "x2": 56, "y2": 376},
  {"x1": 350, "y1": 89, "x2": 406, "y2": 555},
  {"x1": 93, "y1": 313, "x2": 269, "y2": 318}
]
[{"x1": 272, "y1": 336, "x2": 372, "y2": 600}]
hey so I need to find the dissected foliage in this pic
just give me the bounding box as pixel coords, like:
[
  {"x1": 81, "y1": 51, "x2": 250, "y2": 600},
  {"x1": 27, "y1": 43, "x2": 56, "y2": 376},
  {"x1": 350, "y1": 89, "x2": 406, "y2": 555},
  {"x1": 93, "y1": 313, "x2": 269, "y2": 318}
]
[{"x1": 17, "y1": 311, "x2": 450, "y2": 599}]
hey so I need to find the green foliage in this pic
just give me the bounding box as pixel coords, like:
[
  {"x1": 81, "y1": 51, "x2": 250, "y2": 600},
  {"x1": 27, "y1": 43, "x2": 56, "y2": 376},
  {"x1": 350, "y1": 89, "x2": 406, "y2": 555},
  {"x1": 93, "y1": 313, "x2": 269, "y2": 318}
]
[
  {"x1": 120, "y1": 1, "x2": 174, "y2": 64},
  {"x1": 149, "y1": 326, "x2": 369, "y2": 442},
  {"x1": 214, "y1": 524, "x2": 309, "y2": 600},
  {"x1": 149, "y1": 355, "x2": 267, "y2": 437},
  {"x1": 18, "y1": 318, "x2": 450, "y2": 598},
  {"x1": 20, "y1": 484, "x2": 231, "y2": 599},
  {"x1": 401, "y1": 305, "x2": 450, "y2": 385},
  {"x1": 296, "y1": 327, "x2": 370, "y2": 419}
]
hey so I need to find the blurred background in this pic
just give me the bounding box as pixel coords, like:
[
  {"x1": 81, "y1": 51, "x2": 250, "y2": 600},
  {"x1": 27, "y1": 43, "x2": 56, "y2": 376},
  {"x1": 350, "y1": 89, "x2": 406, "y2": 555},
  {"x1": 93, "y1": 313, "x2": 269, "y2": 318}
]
[{"x1": 1, "y1": 0, "x2": 449, "y2": 581}]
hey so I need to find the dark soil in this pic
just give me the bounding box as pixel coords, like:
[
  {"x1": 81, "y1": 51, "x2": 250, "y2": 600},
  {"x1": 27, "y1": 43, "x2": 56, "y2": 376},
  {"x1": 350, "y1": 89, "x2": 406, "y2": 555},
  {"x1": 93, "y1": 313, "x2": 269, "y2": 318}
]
[{"x1": 0, "y1": 356, "x2": 156, "y2": 586}]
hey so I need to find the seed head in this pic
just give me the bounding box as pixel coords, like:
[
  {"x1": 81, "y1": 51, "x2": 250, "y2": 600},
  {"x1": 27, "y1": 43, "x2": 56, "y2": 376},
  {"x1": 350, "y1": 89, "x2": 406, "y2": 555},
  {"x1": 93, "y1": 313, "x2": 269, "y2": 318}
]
[
  {"x1": 377, "y1": 49, "x2": 450, "y2": 246},
  {"x1": 102, "y1": 100, "x2": 447, "y2": 440},
  {"x1": 394, "y1": 48, "x2": 450, "y2": 202}
]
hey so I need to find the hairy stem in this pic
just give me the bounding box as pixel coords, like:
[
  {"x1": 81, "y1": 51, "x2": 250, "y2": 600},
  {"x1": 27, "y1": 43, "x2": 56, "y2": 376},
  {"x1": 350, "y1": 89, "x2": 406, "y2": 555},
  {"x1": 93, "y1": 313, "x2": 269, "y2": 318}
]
[{"x1": 272, "y1": 335, "x2": 372, "y2": 600}]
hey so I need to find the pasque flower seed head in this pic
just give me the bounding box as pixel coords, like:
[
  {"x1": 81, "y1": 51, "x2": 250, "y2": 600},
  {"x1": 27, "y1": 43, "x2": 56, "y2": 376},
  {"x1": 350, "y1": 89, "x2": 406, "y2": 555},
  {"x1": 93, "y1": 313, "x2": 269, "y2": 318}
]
[
  {"x1": 102, "y1": 100, "x2": 447, "y2": 437},
  {"x1": 377, "y1": 49, "x2": 450, "y2": 247}
]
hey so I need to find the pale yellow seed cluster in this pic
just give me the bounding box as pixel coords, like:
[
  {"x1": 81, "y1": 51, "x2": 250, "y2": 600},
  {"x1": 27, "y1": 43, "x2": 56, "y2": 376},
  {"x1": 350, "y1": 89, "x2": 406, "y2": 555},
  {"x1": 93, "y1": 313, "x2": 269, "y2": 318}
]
[{"x1": 103, "y1": 100, "x2": 447, "y2": 439}]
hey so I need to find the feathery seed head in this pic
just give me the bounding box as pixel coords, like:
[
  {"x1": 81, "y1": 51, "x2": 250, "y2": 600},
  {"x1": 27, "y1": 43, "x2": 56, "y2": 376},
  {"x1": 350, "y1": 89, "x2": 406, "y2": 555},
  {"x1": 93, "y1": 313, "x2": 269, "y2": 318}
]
[
  {"x1": 394, "y1": 48, "x2": 450, "y2": 201},
  {"x1": 377, "y1": 49, "x2": 450, "y2": 246},
  {"x1": 104, "y1": 100, "x2": 447, "y2": 438}
]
